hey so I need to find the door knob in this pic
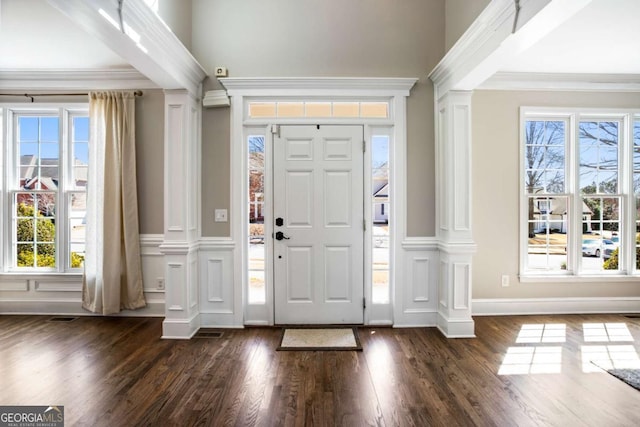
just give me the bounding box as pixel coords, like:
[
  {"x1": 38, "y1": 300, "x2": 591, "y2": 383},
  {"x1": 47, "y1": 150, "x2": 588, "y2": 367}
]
[{"x1": 275, "y1": 231, "x2": 290, "y2": 241}]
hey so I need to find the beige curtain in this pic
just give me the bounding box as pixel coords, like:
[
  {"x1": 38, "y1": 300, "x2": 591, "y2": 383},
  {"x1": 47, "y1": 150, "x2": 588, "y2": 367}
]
[{"x1": 82, "y1": 91, "x2": 146, "y2": 315}]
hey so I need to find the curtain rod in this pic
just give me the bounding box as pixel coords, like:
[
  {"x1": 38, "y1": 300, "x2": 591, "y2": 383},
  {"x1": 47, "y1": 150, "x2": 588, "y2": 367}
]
[{"x1": 0, "y1": 90, "x2": 143, "y2": 103}]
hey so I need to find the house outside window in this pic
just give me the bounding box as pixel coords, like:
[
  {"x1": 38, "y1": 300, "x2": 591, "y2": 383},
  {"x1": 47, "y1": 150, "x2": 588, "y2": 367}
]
[
  {"x1": 521, "y1": 108, "x2": 640, "y2": 278},
  {"x1": 1, "y1": 106, "x2": 89, "y2": 273}
]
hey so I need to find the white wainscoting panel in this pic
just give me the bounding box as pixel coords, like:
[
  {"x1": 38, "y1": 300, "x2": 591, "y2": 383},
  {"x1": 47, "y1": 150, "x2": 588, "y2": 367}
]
[
  {"x1": 394, "y1": 238, "x2": 439, "y2": 327},
  {"x1": 0, "y1": 234, "x2": 165, "y2": 316},
  {"x1": 199, "y1": 239, "x2": 237, "y2": 327}
]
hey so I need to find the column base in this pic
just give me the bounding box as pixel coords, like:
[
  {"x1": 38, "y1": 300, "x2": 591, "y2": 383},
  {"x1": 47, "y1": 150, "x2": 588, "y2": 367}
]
[
  {"x1": 162, "y1": 313, "x2": 200, "y2": 339},
  {"x1": 437, "y1": 312, "x2": 475, "y2": 338}
]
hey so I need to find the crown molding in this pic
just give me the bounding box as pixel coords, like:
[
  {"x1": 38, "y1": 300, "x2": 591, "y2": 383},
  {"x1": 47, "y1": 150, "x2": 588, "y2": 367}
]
[
  {"x1": 478, "y1": 72, "x2": 640, "y2": 92},
  {"x1": 219, "y1": 77, "x2": 418, "y2": 97},
  {"x1": 46, "y1": 0, "x2": 206, "y2": 95},
  {"x1": 202, "y1": 90, "x2": 230, "y2": 108},
  {"x1": 0, "y1": 68, "x2": 159, "y2": 90}
]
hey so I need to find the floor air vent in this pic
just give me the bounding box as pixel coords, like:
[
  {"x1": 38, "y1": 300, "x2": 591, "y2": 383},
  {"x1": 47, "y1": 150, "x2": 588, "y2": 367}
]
[
  {"x1": 48, "y1": 316, "x2": 78, "y2": 322},
  {"x1": 194, "y1": 330, "x2": 224, "y2": 339}
]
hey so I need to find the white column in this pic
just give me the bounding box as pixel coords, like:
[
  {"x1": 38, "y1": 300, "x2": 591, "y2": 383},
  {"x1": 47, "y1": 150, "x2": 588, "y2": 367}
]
[
  {"x1": 435, "y1": 90, "x2": 476, "y2": 337},
  {"x1": 160, "y1": 89, "x2": 202, "y2": 338}
]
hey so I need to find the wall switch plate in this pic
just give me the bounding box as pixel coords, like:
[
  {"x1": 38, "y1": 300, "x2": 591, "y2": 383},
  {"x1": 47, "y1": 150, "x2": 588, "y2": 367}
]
[
  {"x1": 501, "y1": 274, "x2": 510, "y2": 287},
  {"x1": 214, "y1": 66, "x2": 228, "y2": 77},
  {"x1": 215, "y1": 209, "x2": 228, "y2": 222}
]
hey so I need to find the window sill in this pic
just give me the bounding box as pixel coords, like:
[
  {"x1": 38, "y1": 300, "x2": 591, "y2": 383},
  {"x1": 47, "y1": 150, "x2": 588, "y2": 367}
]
[
  {"x1": 520, "y1": 274, "x2": 640, "y2": 284},
  {"x1": 0, "y1": 272, "x2": 83, "y2": 280}
]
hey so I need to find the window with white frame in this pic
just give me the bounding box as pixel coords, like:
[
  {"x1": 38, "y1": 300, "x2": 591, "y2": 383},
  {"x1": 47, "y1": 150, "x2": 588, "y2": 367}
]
[
  {"x1": 522, "y1": 109, "x2": 640, "y2": 277},
  {"x1": 1, "y1": 106, "x2": 89, "y2": 273}
]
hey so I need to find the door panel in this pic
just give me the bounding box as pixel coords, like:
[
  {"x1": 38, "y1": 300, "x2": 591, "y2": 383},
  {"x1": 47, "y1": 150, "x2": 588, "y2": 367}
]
[{"x1": 274, "y1": 125, "x2": 364, "y2": 324}]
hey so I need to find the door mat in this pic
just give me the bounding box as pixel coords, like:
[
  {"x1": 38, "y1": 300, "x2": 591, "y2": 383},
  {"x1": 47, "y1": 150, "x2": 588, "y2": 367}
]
[{"x1": 277, "y1": 327, "x2": 362, "y2": 351}]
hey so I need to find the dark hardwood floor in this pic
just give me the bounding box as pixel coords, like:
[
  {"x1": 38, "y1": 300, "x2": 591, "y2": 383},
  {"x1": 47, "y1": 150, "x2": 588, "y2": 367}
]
[{"x1": 1, "y1": 314, "x2": 640, "y2": 426}]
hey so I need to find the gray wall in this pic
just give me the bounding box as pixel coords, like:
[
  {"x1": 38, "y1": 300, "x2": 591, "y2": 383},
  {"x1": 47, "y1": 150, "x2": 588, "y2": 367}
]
[
  {"x1": 135, "y1": 89, "x2": 165, "y2": 234},
  {"x1": 193, "y1": 0, "x2": 445, "y2": 237},
  {"x1": 445, "y1": 0, "x2": 489, "y2": 52},
  {"x1": 472, "y1": 89, "x2": 640, "y2": 299},
  {"x1": 158, "y1": 0, "x2": 193, "y2": 51}
]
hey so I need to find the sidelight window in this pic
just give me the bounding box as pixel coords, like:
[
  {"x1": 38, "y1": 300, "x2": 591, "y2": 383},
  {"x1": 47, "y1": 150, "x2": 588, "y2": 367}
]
[
  {"x1": 248, "y1": 135, "x2": 266, "y2": 303},
  {"x1": 372, "y1": 134, "x2": 390, "y2": 303}
]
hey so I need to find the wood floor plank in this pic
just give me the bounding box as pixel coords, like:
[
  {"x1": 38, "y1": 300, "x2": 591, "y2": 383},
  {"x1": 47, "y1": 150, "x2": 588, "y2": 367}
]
[{"x1": 1, "y1": 314, "x2": 640, "y2": 426}]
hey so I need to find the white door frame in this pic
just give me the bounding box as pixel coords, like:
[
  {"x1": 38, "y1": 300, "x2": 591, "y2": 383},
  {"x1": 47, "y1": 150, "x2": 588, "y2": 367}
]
[{"x1": 220, "y1": 77, "x2": 417, "y2": 326}]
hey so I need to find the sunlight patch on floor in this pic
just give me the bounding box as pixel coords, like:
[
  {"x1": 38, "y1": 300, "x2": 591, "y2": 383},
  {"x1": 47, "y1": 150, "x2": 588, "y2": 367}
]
[
  {"x1": 498, "y1": 346, "x2": 562, "y2": 375},
  {"x1": 516, "y1": 323, "x2": 566, "y2": 344},
  {"x1": 499, "y1": 322, "x2": 640, "y2": 376},
  {"x1": 581, "y1": 345, "x2": 640, "y2": 373}
]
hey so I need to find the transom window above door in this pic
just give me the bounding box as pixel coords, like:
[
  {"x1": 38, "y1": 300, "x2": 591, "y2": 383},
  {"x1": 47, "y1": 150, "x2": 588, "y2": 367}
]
[{"x1": 247, "y1": 101, "x2": 389, "y2": 119}]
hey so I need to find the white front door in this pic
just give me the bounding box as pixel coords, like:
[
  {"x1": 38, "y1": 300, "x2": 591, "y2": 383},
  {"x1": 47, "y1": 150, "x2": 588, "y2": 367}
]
[{"x1": 273, "y1": 125, "x2": 364, "y2": 324}]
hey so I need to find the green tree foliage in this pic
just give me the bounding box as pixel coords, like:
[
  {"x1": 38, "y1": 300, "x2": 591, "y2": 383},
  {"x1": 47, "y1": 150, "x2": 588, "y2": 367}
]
[
  {"x1": 71, "y1": 252, "x2": 84, "y2": 268},
  {"x1": 16, "y1": 202, "x2": 56, "y2": 268},
  {"x1": 603, "y1": 235, "x2": 640, "y2": 270}
]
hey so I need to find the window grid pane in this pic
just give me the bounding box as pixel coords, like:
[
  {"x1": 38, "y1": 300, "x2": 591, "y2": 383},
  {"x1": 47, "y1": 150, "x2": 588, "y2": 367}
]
[
  {"x1": 69, "y1": 192, "x2": 86, "y2": 269},
  {"x1": 581, "y1": 197, "x2": 620, "y2": 272},
  {"x1": 579, "y1": 121, "x2": 619, "y2": 195},
  {"x1": 15, "y1": 192, "x2": 57, "y2": 268},
  {"x1": 526, "y1": 196, "x2": 568, "y2": 271},
  {"x1": 524, "y1": 120, "x2": 566, "y2": 195}
]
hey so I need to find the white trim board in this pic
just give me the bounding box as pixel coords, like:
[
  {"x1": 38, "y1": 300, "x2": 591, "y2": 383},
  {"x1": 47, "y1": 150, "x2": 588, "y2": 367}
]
[
  {"x1": 473, "y1": 297, "x2": 640, "y2": 316},
  {"x1": 478, "y1": 72, "x2": 640, "y2": 92},
  {"x1": 0, "y1": 68, "x2": 158, "y2": 90}
]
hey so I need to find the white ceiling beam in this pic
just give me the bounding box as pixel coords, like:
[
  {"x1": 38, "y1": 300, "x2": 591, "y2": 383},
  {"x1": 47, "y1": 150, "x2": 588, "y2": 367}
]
[
  {"x1": 46, "y1": 0, "x2": 206, "y2": 95},
  {"x1": 429, "y1": 0, "x2": 594, "y2": 98}
]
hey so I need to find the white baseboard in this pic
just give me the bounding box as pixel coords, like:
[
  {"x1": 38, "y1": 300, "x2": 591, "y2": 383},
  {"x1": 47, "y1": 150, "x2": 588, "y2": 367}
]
[
  {"x1": 200, "y1": 312, "x2": 243, "y2": 328},
  {"x1": 0, "y1": 299, "x2": 164, "y2": 317},
  {"x1": 392, "y1": 311, "x2": 437, "y2": 328},
  {"x1": 472, "y1": 297, "x2": 640, "y2": 316}
]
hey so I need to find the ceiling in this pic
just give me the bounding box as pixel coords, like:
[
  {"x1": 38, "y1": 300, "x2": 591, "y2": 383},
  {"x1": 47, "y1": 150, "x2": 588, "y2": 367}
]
[
  {"x1": 499, "y1": 0, "x2": 640, "y2": 75},
  {"x1": 0, "y1": 0, "x2": 129, "y2": 69},
  {"x1": 1, "y1": 0, "x2": 638, "y2": 80}
]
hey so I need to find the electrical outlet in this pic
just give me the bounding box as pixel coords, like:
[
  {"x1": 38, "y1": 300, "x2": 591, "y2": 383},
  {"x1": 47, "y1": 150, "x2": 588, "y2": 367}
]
[
  {"x1": 157, "y1": 278, "x2": 165, "y2": 290},
  {"x1": 501, "y1": 274, "x2": 509, "y2": 287}
]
